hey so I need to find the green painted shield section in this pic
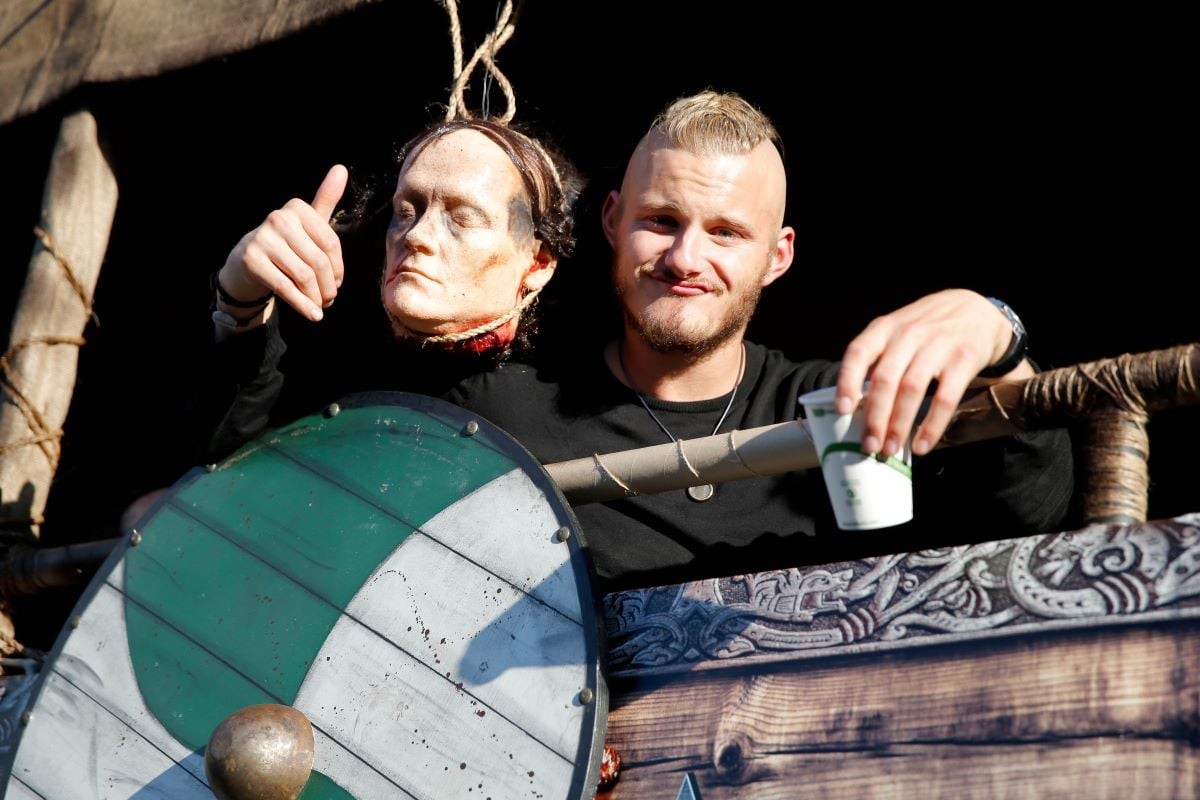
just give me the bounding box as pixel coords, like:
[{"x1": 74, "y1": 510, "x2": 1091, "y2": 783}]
[
  {"x1": 121, "y1": 599, "x2": 275, "y2": 743},
  {"x1": 124, "y1": 399, "x2": 516, "y2": 751},
  {"x1": 298, "y1": 770, "x2": 357, "y2": 800}
]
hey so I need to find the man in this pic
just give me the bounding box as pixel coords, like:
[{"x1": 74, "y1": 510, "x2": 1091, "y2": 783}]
[
  {"x1": 449, "y1": 91, "x2": 1073, "y2": 592},
  {"x1": 190, "y1": 118, "x2": 582, "y2": 462}
]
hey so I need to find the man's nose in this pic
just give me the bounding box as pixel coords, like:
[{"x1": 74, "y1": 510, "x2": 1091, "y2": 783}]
[
  {"x1": 662, "y1": 227, "x2": 703, "y2": 276},
  {"x1": 403, "y1": 212, "x2": 437, "y2": 255}
]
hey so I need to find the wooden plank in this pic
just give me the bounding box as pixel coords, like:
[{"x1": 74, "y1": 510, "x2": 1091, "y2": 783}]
[
  {"x1": 608, "y1": 622, "x2": 1200, "y2": 758},
  {"x1": 49, "y1": 568, "x2": 472, "y2": 799},
  {"x1": 8, "y1": 673, "x2": 211, "y2": 800},
  {"x1": 54, "y1": 569, "x2": 414, "y2": 798},
  {"x1": 52, "y1": 577, "x2": 209, "y2": 784},
  {"x1": 308, "y1": 729, "x2": 415, "y2": 800},
  {"x1": 170, "y1": 401, "x2": 514, "y2": 611},
  {"x1": 599, "y1": 738, "x2": 1199, "y2": 799},
  {"x1": 171, "y1": 449, "x2": 424, "y2": 609},
  {"x1": 418, "y1": 467, "x2": 585, "y2": 625},
  {"x1": 4, "y1": 777, "x2": 45, "y2": 799},
  {"x1": 293, "y1": 614, "x2": 574, "y2": 800},
  {"x1": 123, "y1": 505, "x2": 342, "y2": 705},
  {"x1": 334, "y1": 529, "x2": 588, "y2": 758},
  {"x1": 603, "y1": 622, "x2": 1200, "y2": 797},
  {"x1": 263, "y1": 402, "x2": 515, "y2": 531}
]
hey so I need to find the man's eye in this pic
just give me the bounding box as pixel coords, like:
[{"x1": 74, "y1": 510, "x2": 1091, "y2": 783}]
[
  {"x1": 450, "y1": 208, "x2": 487, "y2": 227},
  {"x1": 645, "y1": 215, "x2": 676, "y2": 230},
  {"x1": 714, "y1": 228, "x2": 739, "y2": 240},
  {"x1": 393, "y1": 204, "x2": 417, "y2": 220}
]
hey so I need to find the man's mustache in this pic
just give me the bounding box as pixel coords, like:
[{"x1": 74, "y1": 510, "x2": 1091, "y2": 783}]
[{"x1": 633, "y1": 262, "x2": 721, "y2": 294}]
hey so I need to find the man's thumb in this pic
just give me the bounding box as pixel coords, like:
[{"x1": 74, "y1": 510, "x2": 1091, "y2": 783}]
[{"x1": 312, "y1": 164, "x2": 348, "y2": 219}]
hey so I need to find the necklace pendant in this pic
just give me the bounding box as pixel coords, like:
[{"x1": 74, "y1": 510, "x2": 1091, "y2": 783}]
[{"x1": 687, "y1": 483, "x2": 715, "y2": 503}]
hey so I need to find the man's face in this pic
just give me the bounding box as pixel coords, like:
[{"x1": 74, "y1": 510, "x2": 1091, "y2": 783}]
[
  {"x1": 602, "y1": 134, "x2": 793, "y2": 355},
  {"x1": 382, "y1": 129, "x2": 552, "y2": 337}
]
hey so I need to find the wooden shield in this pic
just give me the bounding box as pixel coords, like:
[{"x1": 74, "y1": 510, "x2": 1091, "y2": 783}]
[{"x1": 2, "y1": 392, "x2": 606, "y2": 799}]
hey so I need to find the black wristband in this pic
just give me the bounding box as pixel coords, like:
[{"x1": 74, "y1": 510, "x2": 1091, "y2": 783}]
[
  {"x1": 211, "y1": 270, "x2": 274, "y2": 308},
  {"x1": 979, "y1": 297, "x2": 1028, "y2": 378}
]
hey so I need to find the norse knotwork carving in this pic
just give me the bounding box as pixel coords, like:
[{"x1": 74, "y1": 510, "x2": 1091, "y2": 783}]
[{"x1": 605, "y1": 514, "x2": 1200, "y2": 675}]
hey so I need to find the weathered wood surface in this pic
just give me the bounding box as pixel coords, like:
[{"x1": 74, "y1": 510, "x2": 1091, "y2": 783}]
[
  {"x1": 602, "y1": 620, "x2": 1200, "y2": 799},
  {"x1": 0, "y1": 110, "x2": 116, "y2": 538},
  {"x1": 601, "y1": 515, "x2": 1200, "y2": 798},
  {"x1": 604, "y1": 515, "x2": 1200, "y2": 677}
]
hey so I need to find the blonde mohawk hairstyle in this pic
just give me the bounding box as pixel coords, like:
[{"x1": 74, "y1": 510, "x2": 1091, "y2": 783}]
[{"x1": 651, "y1": 90, "x2": 783, "y2": 158}]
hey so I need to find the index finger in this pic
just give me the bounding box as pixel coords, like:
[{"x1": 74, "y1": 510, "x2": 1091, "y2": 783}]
[{"x1": 835, "y1": 328, "x2": 883, "y2": 415}]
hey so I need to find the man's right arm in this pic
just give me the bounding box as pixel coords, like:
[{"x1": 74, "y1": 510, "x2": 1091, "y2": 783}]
[
  {"x1": 186, "y1": 310, "x2": 288, "y2": 465},
  {"x1": 189, "y1": 165, "x2": 347, "y2": 463}
]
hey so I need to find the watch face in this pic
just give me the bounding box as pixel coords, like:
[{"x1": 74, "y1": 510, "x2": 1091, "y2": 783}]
[
  {"x1": 987, "y1": 298, "x2": 1024, "y2": 338},
  {"x1": 981, "y1": 297, "x2": 1028, "y2": 377}
]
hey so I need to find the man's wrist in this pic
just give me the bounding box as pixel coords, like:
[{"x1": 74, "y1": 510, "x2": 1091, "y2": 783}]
[
  {"x1": 979, "y1": 297, "x2": 1028, "y2": 378},
  {"x1": 211, "y1": 269, "x2": 274, "y2": 308},
  {"x1": 212, "y1": 297, "x2": 275, "y2": 332}
]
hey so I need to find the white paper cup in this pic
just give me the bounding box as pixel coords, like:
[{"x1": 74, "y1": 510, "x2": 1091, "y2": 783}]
[{"x1": 798, "y1": 385, "x2": 913, "y2": 530}]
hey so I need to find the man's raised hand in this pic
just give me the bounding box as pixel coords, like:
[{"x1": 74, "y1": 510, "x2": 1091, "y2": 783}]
[{"x1": 216, "y1": 164, "x2": 348, "y2": 323}]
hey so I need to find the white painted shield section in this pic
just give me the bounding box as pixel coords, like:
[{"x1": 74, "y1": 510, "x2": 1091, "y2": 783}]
[
  {"x1": 417, "y1": 468, "x2": 585, "y2": 625},
  {"x1": 295, "y1": 617, "x2": 573, "y2": 800},
  {"x1": 7, "y1": 673, "x2": 211, "y2": 800},
  {"x1": 8, "y1": 560, "x2": 211, "y2": 799},
  {"x1": 295, "y1": 467, "x2": 594, "y2": 799}
]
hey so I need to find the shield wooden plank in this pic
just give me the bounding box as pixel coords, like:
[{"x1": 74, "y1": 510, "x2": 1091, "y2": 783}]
[{"x1": 2, "y1": 392, "x2": 606, "y2": 799}]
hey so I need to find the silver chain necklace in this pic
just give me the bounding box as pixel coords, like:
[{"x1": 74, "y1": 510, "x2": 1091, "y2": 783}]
[{"x1": 617, "y1": 342, "x2": 746, "y2": 503}]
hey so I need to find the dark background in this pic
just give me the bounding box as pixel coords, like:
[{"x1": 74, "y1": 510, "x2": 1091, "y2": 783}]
[{"x1": 1, "y1": 3, "x2": 1195, "y2": 645}]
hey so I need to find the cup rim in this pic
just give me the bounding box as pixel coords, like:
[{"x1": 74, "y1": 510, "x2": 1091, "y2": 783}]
[{"x1": 798, "y1": 380, "x2": 871, "y2": 408}]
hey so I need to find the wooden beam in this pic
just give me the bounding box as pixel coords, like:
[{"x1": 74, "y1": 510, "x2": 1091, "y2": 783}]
[
  {"x1": 602, "y1": 620, "x2": 1200, "y2": 798},
  {"x1": 0, "y1": 109, "x2": 117, "y2": 538}
]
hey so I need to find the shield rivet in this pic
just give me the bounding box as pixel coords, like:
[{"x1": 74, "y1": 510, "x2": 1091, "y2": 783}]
[
  {"x1": 464, "y1": 421, "x2": 480, "y2": 436},
  {"x1": 130, "y1": 530, "x2": 143, "y2": 547},
  {"x1": 324, "y1": 403, "x2": 341, "y2": 418},
  {"x1": 555, "y1": 527, "x2": 570, "y2": 543},
  {"x1": 578, "y1": 688, "x2": 594, "y2": 705}
]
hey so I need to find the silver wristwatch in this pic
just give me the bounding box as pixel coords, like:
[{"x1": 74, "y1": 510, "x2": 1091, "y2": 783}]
[{"x1": 979, "y1": 297, "x2": 1028, "y2": 377}]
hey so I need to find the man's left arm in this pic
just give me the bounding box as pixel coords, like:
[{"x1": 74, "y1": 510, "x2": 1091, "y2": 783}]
[{"x1": 835, "y1": 289, "x2": 1036, "y2": 458}]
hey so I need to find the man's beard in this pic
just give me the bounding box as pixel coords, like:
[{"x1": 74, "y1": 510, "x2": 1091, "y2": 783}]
[{"x1": 615, "y1": 261, "x2": 766, "y2": 357}]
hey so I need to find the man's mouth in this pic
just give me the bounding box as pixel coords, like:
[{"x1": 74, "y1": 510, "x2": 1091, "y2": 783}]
[
  {"x1": 386, "y1": 263, "x2": 437, "y2": 287},
  {"x1": 649, "y1": 273, "x2": 713, "y2": 296}
]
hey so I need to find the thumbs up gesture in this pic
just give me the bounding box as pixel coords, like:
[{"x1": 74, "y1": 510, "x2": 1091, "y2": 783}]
[{"x1": 216, "y1": 165, "x2": 348, "y2": 323}]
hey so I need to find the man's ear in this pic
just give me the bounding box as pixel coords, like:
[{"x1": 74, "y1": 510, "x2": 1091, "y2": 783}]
[
  {"x1": 522, "y1": 241, "x2": 558, "y2": 293},
  {"x1": 762, "y1": 225, "x2": 795, "y2": 287},
  {"x1": 600, "y1": 190, "x2": 621, "y2": 247}
]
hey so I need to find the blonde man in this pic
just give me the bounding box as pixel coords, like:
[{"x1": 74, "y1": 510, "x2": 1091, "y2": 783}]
[{"x1": 451, "y1": 90, "x2": 1072, "y2": 592}]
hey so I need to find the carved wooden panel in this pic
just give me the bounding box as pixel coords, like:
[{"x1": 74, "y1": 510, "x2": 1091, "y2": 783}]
[
  {"x1": 601, "y1": 516, "x2": 1200, "y2": 798},
  {"x1": 605, "y1": 514, "x2": 1200, "y2": 677}
]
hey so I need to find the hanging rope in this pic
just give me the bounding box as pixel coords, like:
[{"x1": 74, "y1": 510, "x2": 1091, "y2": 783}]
[
  {"x1": 440, "y1": 0, "x2": 518, "y2": 123},
  {"x1": 0, "y1": 226, "x2": 96, "y2": 477},
  {"x1": 420, "y1": 287, "x2": 541, "y2": 344}
]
